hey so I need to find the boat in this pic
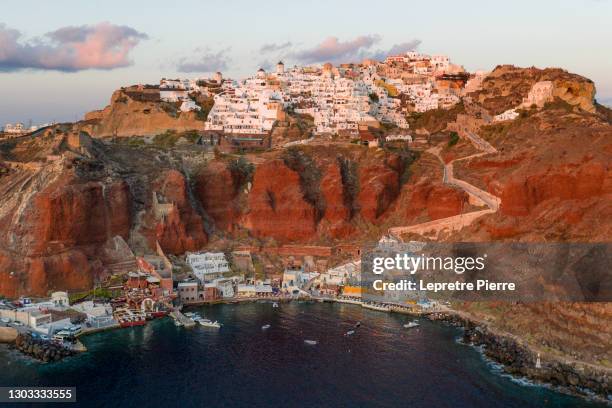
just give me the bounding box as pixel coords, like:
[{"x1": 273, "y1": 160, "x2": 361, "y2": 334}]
[
  {"x1": 118, "y1": 315, "x2": 146, "y2": 328},
  {"x1": 403, "y1": 321, "x2": 419, "y2": 329},
  {"x1": 150, "y1": 310, "x2": 168, "y2": 319},
  {"x1": 272, "y1": 302, "x2": 279, "y2": 308},
  {"x1": 115, "y1": 309, "x2": 147, "y2": 328},
  {"x1": 174, "y1": 320, "x2": 184, "y2": 327},
  {"x1": 345, "y1": 330, "x2": 355, "y2": 336},
  {"x1": 304, "y1": 340, "x2": 318, "y2": 345},
  {"x1": 261, "y1": 324, "x2": 271, "y2": 330},
  {"x1": 184, "y1": 312, "x2": 195, "y2": 318},
  {"x1": 198, "y1": 319, "x2": 221, "y2": 328},
  {"x1": 354, "y1": 321, "x2": 361, "y2": 328}
]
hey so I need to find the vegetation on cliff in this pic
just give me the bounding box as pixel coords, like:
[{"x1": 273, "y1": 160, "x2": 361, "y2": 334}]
[
  {"x1": 228, "y1": 157, "x2": 255, "y2": 194},
  {"x1": 282, "y1": 147, "x2": 326, "y2": 222},
  {"x1": 337, "y1": 156, "x2": 360, "y2": 219}
]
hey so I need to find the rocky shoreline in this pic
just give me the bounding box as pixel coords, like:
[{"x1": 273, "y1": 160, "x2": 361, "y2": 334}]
[
  {"x1": 428, "y1": 312, "x2": 611, "y2": 403},
  {"x1": 10, "y1": 333, "x2": 76, "y2": 363}
]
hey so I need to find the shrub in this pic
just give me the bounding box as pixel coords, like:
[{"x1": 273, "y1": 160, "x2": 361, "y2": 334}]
[
  {"x1": 394, "y1": 147, "x2": 420, "y2": 186},
  {"x1": 338, "y1": 156, "x2": 360, "y2": 219},
  {"x1": 448, "y1": 131, "x2": 459, "y2": 147},
  {"x1": 228, "y1": 157, "x2": 254, "y2": 193},
  {"x1": 283, "y1": 147, "x2": 326, "y2": 221}
]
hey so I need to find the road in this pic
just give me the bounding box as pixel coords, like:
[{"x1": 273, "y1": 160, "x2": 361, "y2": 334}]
[{"x1": 389, "y1": 131, "x2": 501, "y2": 240}]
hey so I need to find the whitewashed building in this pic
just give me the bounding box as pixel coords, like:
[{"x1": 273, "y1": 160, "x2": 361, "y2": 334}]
[{"x1": 187, "y1": 252, "x2": 231, "y2": 282}]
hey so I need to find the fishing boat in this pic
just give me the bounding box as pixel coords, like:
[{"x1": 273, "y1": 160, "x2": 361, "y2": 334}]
[
  {"x1": 345, "y1": 330, "x2": 355, "y2": 336},
  {"x1": 262, "y1": 324, "x2": 271, "y2": 330},
  {"x1": 354, "y1": 321, "x2": 361, "y2": 328},
  {"x1": 403, "y1": 321, "x2": 419, "y2": 329},
  {"x1": 198, "y1": 319, "x2": 221, "y2": 328},
  {"x1": 272, "y1": 302, "x2": 279, "y2": 308},
  {"x1": 149, "y1": 310, "x2": 169, "y2": 319},
  {"x1": 304, "y1": 340, "x2": 318, "y2": 345},
  {"x1": 115, "y1": 309, "x2": 147, "y2": 328}
]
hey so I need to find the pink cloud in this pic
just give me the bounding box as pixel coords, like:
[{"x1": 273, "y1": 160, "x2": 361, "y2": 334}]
[
  {"x1": 0, "y1": 22, "x2": 148, "y2": 72},
  {"x1": 293, "y1": 35, "x2": 381, "y2": 64},
  {"x1": 290, "y1": 35, "x2": 421, "y2": 64}
]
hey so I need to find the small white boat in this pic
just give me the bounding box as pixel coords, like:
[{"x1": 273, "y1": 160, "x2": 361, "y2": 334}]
[
  {"x1": 404, "y1": 321, "x2": 420, "y2": 329},
  {"x1": 272, "y1": 302, "x2": 279, "y2": 308},
  {"x1": 304, "y1": 340, "x2": 318, "y2": 345},
  {"x1": 184, "y1": 312, "x2": 195, "y2": 318},
  {"x1": 345, "y1": 330, "x2": 355, "y2": 336},
  {"x1": 262, "y1": 324, "x2": 271, "y2": 330},
  {"x1": 174, "y1": 320, "x2": 184, "y2": 327},
  {"x1": 199, "y1": 319, "x2": 221, "y2": 328}
]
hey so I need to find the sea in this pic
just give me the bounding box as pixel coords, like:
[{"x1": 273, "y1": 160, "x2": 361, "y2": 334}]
[{"x1": 0, "y1": 302, "x2": 607, "y2": 408}]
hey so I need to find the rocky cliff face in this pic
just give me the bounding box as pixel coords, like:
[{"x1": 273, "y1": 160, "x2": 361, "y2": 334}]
[
  {"x1": 138, "y1": 169, "x2": 207, "y2": 254},
  {"x1": 195, "y1": 146, "x2": 469, "y2": 243},
  {"x1": 81, "y1": 87, "x2": 204, "y2": 137},
  {"x1": 453, "y1": 103, "x2": 612, "y2": 242},
  {"x1": 0, "y1": 130, "x2": 211, "y2": 296},
  {"x1": 0, "y1": 133, "x2": 471, "y2": 296},
  {"x1": 469, "y1": 65, "x2": 597, "y2": 115},
  {"x1": 0, "y1": 158, "x2": 132, "y2": 297}
]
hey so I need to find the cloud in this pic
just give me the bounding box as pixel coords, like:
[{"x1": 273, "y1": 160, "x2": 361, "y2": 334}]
[
  {"x1": 369, "y1": 39, "x2": 422, "y2": 61},
  {"x1": 292, "y1": 35, "x2": 381, "y2": 64},
  {"x1": 290, "y1": 35, "x2": 421, "y2": 64},
  {"x1": 260, "y1": 41, "x2": 293, "y2": 54},
  {"x1": 257, "y1": 60, "x2": 274, "y2": 71},
  {"x1": 176, "y1": 48, "x2": 230, "y2": 73},
  {"x1": 0, "y1": 22, "x2": 148, "y2": 72}
]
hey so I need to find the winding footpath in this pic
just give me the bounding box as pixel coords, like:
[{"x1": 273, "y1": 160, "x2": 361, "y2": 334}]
[{"x1": 389, "y1": 131, "x2": 501, "y2": 241}]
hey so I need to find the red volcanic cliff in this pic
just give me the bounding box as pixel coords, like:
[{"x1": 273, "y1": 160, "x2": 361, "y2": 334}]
[
  {"x1": 452, "y1": 98, "x2": 612, "y2": 242},
  {"x1": 319, "y1": 163, "x2": 353, "y2": 238},
  {"x1": 0, "y1": 167, "x2": 132, "y2": 297},
  {"x1": 357, "y1": 162, "x2": 400, "y2": 222},
  {"x1": 195, "y1": 161, "x2": 238, "y2": 232},
  {"x1": 244, "y1": 160, "x2": 318, "y2": 241},
  {"x1": 195, "y1": 147, "x2": 470, "y2": 242},
  {"x1": 499, "y1": 162, "x2": 608, "y2": 217},
  {"x1": 139, "y1": 169, "x2": 207, "y2": 255}
]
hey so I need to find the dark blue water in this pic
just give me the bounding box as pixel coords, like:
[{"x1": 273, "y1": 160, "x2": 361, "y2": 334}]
[{"x1": 0, "y1": 302, "x2": 605, "y2": 408}]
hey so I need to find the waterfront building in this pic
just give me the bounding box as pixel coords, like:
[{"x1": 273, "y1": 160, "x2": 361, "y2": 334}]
[
  {"x1": 177, "y1": 281, "x2": 202, "y2": 304},
  {"x1": 187, "y1": 252, "x2": 231, "y2": 282},
  {"x1": 71, "y1": 301, "x2": 115, "y2": 328},
  {"x1": 51, "y1": 291, "x2": 70, "y2": 308}
]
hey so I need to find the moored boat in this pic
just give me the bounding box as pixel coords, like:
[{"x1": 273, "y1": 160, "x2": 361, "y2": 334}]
[
  {"x1": 198, "y1": 319, "x2": 221, "y2": 328},
  {"x1": 404, "y1": 320, "x2": 419, "y2": 329}
]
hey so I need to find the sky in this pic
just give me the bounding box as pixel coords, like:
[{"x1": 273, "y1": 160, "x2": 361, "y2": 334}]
[{"x1": 1, "y1": 0, "x2": 611, "y2": 125}]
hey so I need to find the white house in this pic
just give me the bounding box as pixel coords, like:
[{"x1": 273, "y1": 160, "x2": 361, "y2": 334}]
[
  {"x1": 51, "y1": 291, "x2": 70, "y2": 308},
  {"x1": 187, "y1": 252, "x2": 231, "y2": 282}
]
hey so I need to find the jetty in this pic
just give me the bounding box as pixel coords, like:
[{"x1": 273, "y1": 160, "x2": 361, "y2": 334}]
[{"x1": 170, "y1": 309, "x2": 196, "y2": 328}]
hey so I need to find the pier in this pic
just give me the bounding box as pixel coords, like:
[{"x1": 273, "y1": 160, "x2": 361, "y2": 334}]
[{"x1": 170, "y1": 309, "x2": 196, "y2": 328}]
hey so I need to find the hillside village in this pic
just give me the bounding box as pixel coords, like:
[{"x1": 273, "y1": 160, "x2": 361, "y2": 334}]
[
  {"x1": 54, "y1": 50, "x2": 578, "y2": 150},
  {"x1": 161, "y1": 51, "x2": 469, "y2": 137}
]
